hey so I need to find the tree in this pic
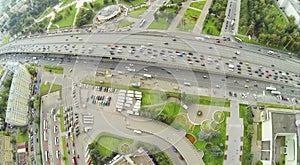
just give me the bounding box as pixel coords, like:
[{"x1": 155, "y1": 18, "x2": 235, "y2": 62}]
[
  {"x1": 83, "y1": 2, "x2": 88, "y2": 7},
  {"x1": 211, "y1": 131, "x2": 220, "y2": 138},
  {"x1": 246, "y1": 125, "x2": 254, "y2": 139},
  {"x1": 104, "y1": 0, "x2": 108, "y2": 4},
  {"x1": 198, "y1": 131, "x2": 211, "y2": 141},
  {"x1": 154, "y1": 12, "x2": 159, "y2": 22},
  {"x1": 93, "y1": 2, "x2": 101, "y2": 10},
  {"x1": 256, "y1": 160, "x2": 263, "y2": 165},
  {"x1": 243, "y1": 153, "x2": 253, "y2": 165},
  {"x1": 52, "y1": 13, "x2": 63, "y2": 23}
]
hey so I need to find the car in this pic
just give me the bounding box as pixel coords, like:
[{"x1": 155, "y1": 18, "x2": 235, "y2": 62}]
[
  {"x1": 259, "y1": 106, "x2": 265, "y2": 110},
  {"x1": 163, "y1": 42, "x2": 168, "y2": 45},
  {"x1": 172, "y1": 147, "x2": 177, "y2": 152},
  {"x1": 179, "y1": 155, "x2": 184, "y2": 160},
  {"x1": 203, "y1": 75, "x2": 208, "y2": 79}
]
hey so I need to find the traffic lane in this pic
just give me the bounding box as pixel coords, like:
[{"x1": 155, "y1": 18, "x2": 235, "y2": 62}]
[
  {"x1": 6, "y1": 39, "x2": 300, "y2": 84},
  {"x1": 94, "y1": 60, "x2": 299, "y2": 93},
  {"x1": 3, "y1": 39, "x2": 298, "y2": 87},
  {"x1": 3, "y1": 37, "x2": 299, "y2": 78},
  {"x1": 3, "y1": 50, "x2": 298, "y2": 91},
  {"x1": 3, "y1": 31, "x2": 298, "y2": 65}
]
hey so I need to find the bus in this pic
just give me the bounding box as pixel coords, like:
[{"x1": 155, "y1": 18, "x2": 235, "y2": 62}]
[
  {"x1": 85, "y1": 145, "x2": 89, "y2": 152},
  {"x1": 45, "y1": 151, "x2": 49, "y2": 162},
  {"x1": 43, "y1": 120, "x2": 47, "y2": 130},
  {"x1": 271, "y1": 91, "x2": 281, "y2": 95},
  {"x1": 266, "y1": 86, "x2": 276, "y2": 91},
  {"x1": 184, "y1": 82, "x2": 191, "y2": 86},
  {"x1": 43, "y1": 131, "x2": 47, "y2": 141}
]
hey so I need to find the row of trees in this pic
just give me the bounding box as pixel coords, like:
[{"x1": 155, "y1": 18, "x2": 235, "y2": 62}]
[
  {"x1": 239, "y1": 0, "x2": 300, "y2": 53},
  {"x1": 242, "y1": 106, "x2": 254, "y2": 165},
  {"x1": 0, "y1": 77, "x2": 13, "y2": 122}
]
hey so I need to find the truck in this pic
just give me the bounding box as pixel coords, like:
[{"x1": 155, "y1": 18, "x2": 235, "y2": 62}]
[
  {"x1": 271, "y1": 90, "x2": 281, "y2": 95},
  {"x1": 266, "y1": 86, "x2": 276, "y2": 91}
]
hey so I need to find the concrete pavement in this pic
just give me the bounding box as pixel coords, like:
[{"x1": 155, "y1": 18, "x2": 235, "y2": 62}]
[{"x1": 224, "y1": 101, "x2": 243, "y2": 165}]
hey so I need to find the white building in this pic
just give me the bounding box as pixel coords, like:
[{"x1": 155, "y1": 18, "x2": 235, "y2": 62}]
[
  {"x1": 261, "y1": 111, "x2": 299, "y2": 165},
  {"x1": 276, "y1": 0, "x2": 300, "y2": 26},
  {"x1": 5, "y1": 62, "x2": 31, "y2": 126}
]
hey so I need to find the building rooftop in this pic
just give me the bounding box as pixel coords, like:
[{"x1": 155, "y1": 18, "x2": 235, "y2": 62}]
[
  {"x1": 5, "y1": 62, "x2": 31, "y2": 126},
  {"x1": 112, "y1": 148, "x2": 155, "y2": 165}
]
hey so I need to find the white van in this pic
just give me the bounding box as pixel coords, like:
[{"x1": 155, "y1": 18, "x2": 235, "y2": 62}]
[{"x1": 133, "y1": 129, "x2": 142, "y2": 134}]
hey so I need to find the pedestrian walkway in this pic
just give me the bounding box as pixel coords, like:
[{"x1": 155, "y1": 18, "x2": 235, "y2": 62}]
[
  {"x1": 224, "y1": 101, "x2": 243, "y2": 165},
  {"x1": 168, "y1": 0, "x2": 194, "y2": 31},
  {"x1": 193, "y1": 0, "x2": 213, "y2": 34}
]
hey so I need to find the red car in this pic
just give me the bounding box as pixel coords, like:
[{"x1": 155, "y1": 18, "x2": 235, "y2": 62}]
[
  {"x1": 254, "y1": 84, "x2": 258, "y2": 87},
  {"x1": 179, "y1": 155, "x2": 184, "y2": 160}
]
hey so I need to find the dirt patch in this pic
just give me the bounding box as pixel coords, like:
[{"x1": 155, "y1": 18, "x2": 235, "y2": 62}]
[{"x1": 185, "y1": 133, "x2": 196, "y2": 144}]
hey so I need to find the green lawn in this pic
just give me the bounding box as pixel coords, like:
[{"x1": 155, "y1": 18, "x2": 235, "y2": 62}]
[
  {"x1": 159, "y1": 102, "x2": 187, "y2": 117},
  {"x1": 17, "y1": 130, "x2": 28, "y2": 143},
  {"x1": 59, "y1": 106, "x2": 64, "y2": 132},
  {"x1": 93, "y1": 132, "x2": 133, "y2": 156},
  {"x1": 257, "y1": 122, "x2": 262, "y2": 141},
  {"x1": 55, "y1": 4, "x2": 76, "y2": 28},
  {"x1": 142, "y1": 91, "x2": 167, "y2": 105},
  {"x1": 177, "y1": 8, "x2": 201, "y2": 31},
  {"x1": 202, "y1": 14, "x2": 221, "y2": 36},
  {"x1": 190, "y1": 0, "x2": 206, "y2": 10},
  {"x1": 148, "y1": 17, "x2": 171, "y2": 30},
  {"x1": 61, "y1": 136, "x2": 69, "y2": 165},
  {"x1": 43, "y1": 65, "x2": 64, "y2": 74},
  {"x1": 130, "y1": 6, "x2": 148, "y2": 18},
  {"x1": 40, "y1": 82, "x2": 62, "y2": 96},
  {"x1": 194, "y1": 140, "x2": 206, "y2": 150},
  {"x1": 118, "y1": 21, "x2": 133, "y2": 28},
  {"x1": 119, "y1": 0, "x2": 147, "y2": 7},
  {"x1": 199, "y1": 96, "x2": 230, "y2": 107}
]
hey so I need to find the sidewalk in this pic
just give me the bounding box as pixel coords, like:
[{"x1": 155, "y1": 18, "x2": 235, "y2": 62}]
[
  {"x1": 224, "y1": 101, "x2": 243, "y2": 165},
  {"x1": 193, "y1": 0, "x2": 213, "y2": 34},
  {"x1": 168, "y1": 0, "x2": 194, "y2": 31}
]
